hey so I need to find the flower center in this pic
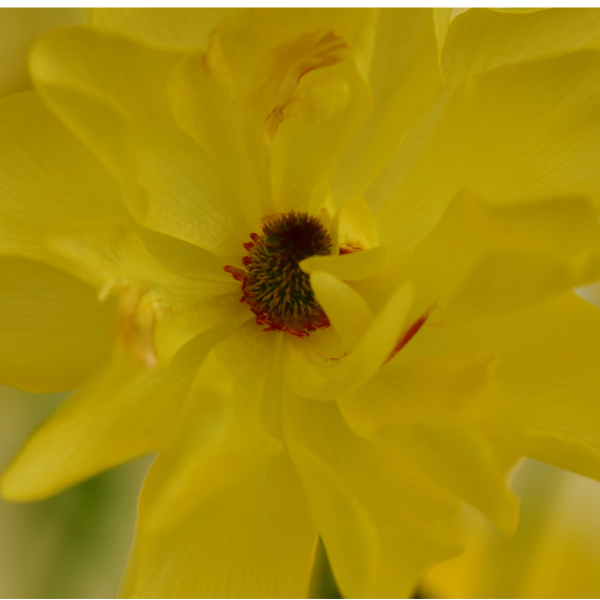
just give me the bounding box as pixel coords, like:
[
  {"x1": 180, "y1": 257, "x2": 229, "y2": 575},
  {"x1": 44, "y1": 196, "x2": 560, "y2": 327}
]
[{"x1": 225, "y1": 211, "x2": 332, "y2": 337}]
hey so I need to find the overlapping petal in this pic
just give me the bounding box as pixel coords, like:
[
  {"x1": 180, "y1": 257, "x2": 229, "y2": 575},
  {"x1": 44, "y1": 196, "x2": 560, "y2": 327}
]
[
  {"x1": 356, "y1": 188, "x2": 600, "y2": 322},
  {"x1": 0, "y1": 257, "x2": 113, "y2": 393},
  {"x1": 30, "y1": 26, "x2": 253, "y2": 258},
  {"x1": 283, "y1": 393, "x2": 462, "y2": 598},
  {"x1": 0, "y1": 91, "x2": 127, "y2": 263},
  {"x1": 90, "y1": 8, "x2": 238, "y2": 49},
  {"x1": 410, "y1": 292, "x2": 600, "y2": 483},
  {"x1": 331, "y1": 8, "x2": 450, "y2": 205},
  {"x1": 1, "y1": 314, "x2": 249, "y2": 503},
  {"x1": 376, "y1": 50, "x2": 600, "y2": 253},
  {"x1": 123, "y1": 321, "x2": 317, "y2": 598},
  {"x1": 369, "y1": 7, "x2": 600, "y2": 209}
]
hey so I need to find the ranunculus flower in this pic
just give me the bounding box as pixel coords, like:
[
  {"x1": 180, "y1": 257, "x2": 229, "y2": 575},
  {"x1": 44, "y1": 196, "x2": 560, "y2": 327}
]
[{"x1": 2, "y1": 7, "x2": 600, "y2": 598}]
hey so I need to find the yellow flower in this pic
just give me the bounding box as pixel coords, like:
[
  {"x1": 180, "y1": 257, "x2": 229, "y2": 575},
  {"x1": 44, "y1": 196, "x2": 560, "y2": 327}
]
[
  {"x1": 422, "y1": 459, "x2": 600, "y2": 598},
  {"x1": 2, "y1": 7, "x2": 600, "y2": 598}
]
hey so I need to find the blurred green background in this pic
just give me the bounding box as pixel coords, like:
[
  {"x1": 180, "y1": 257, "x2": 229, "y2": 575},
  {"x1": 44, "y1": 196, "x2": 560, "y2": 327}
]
[{"x1": 2, "y1": 8, "x2": 600, "y2": 599}]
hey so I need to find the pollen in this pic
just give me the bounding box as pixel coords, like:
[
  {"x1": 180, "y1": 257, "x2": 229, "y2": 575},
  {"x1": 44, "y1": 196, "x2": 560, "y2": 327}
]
[{"x1": 225, "y1": 211, "x2": 332, "y2": 337}]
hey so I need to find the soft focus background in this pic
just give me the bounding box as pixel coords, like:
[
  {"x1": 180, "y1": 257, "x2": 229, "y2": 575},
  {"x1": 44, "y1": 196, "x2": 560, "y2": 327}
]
[{"x1": 2, "y1": 7, "x2": 600, "y2": 599}]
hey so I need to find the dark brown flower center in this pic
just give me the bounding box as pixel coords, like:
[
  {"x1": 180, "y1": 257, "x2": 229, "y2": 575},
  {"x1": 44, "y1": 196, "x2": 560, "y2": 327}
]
[{"x1": 225, "y1": 211, "x2": 332, "y2": 337}]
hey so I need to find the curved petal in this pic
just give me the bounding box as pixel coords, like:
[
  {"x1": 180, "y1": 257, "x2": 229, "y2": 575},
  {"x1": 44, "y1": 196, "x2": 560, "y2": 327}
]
[
  {"x1": 123, "y1": 452, "x2": 316, "y2": 599},
  {"x1": 283, "y1": 393, "x2": 462, "y2": 598},
  {"x1": 90, "y1": 8, "x2": 237, "y2": 49},
  {"x1": 376, "y1": 50, "x2": 600, "y2": 254},
  {"x1": 1, "y1": 314, "x2": 248, "y2": 502},
  {"x1": 331, "y1": 8, "x2": 450, "y2": 204},
  {"x1": 301, "y1": 246, "x2": 388, "y2": 281},
  {"x1": 46, "y1": 218, "x2": 247, "y2": 364},
  {"x1": 0, "y1": 91, "x2": 128, "y2": 262},
  {"x1": 339, "y1": 352, "x2": 522, "y2": 532},
  {"x1": 368, "y1": 7, "x2": 600, "y2": 210},
  {"x1": 30, "y1": 26, "x2": 251, "y2": 258},
  {"x1": 310, "y1": 271, "x2": 372, "y2": 352},
  {"x1": 0, "y1": 257, "x2": 113, "y2": 393},
  {"x1": 357, "y1": 189, "x2": 600, "y2": 323},
  {"x1": 410, "y1": 292, "x2": 600, "y2": 483},
  {"x1": 283, "y1": 280, "x2": 414, "y2": 400},
  {"x1": 122, "y1": 319, "x2": 317, "y2": 598}
]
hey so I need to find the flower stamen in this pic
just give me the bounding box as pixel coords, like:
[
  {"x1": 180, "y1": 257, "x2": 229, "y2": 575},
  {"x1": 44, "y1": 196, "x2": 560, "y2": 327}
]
[{"x1": 225, "y1": 211, "x2": 332, "y2": 337}]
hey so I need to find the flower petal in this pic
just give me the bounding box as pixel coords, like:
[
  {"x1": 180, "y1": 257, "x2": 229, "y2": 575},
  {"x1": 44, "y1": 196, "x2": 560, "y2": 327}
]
[
  {"x1": 369, "y1": 8, "x2": 600, "y2": 210},
  {"x1": 283, "y1": 393, "x2": 462, "y2": 598},
  {"x1": 47, "y1": 218, "x2": 246, "y2": 362},
  {"x1": 91, "y1": 8, "x2": 237, "y2": 49},
  {"x1": 339, "y1": 352, "x2": 522, "y2": 533},
  {"x1": 331, "y1": 8, "x2": 450, "y2": 204},
  {"x1": 411, "y1": 292, "x2": 600, "y2": 483},
  {"x1": 0, "y1": 91, "x2": 127, "y2": 262},
  {"x1": 376, "y1": 50, "x2": 600, "y2": 254},
  {"x1": 283, "y1": 280, "x2": 414, "y2": 400},
  {"x1": 122, "y1": 320, "x2": 317, "y2": 598},
  {"x1": 357, "y1": 189, "x2": 600, "y2": 323},
  {"x1": 30, "y1": 26, "x2": 251, "y2": 258},
  {"x1": 0, "y1": 257, "x2": 113, "y2": 393},
  {"x1": 310, "y1": 271, "x2": 373, "y2": 353},
  {"x1": 1, "y1": 315, "x2": 248, "y2": 502}
]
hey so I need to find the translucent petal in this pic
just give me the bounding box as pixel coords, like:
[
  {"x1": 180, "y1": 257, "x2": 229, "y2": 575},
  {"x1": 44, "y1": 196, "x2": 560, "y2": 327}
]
[
  {"x1": 331, "y1": 8, "x2": 450, "y2": 204},
  {"x1": 283, "y1": 393, "x2": 462, "y2": 598},
  {"x1": 0, "y1": 257, "x2": 113, "y2": 393},
  {"x1": 376, "y1": 50, "x2": 600, "y2": 254},
  {"x1": 0, "y1": 91, "x2": 127, "y2": 262},
  {"x1": 30, "y1": 26, "x2": 251, "y2": 258},
  {"x1": 411, "y1": 292, "x2": 600, "y2": 482}
]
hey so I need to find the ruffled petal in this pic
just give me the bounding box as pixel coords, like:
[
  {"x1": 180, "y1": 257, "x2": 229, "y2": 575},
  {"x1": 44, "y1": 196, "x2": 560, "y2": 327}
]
[
  {"x1": 375, "y1": 49, "x2": 600, "y2": 254},
  {"x1": 369, "y1": 8, "x2": 600, "y2": 211},
  {"x1": 1, "y1": 315, "x2": 248, "y2": 502},
  {"x1": 0, "y1": 257, "x2": 113, "y2": 393},
  {"x1": 91, "y1": 8, "x2": 237, "y2": 49},
  {"x1": 283, "y1": 280, "x2": 413, "y2": 400},
  {"x1": 411, "y1": 292, "x2": 600, "y2": 482},
  {"x1": 122, "y1": 320, "x2": 317, "y2": 598},
  {"x1": 47, "y1": 218, "x2": 246, "y2": 364},
  {"x1": 0, "y1": 91, "x2": 127, "y2": 262},
  {"x1": 30, "y1": 26, "x2": 251, "y2": 258},
  {"x1": 338, "y1": 352, "x2": 522, "y2": 532},
  {"x1": 331, "y1": 8, "x2": 450, "y2": 204},
  {"x1": 283, "y1": 393, "x2": 462, "y2": 598},
  {"x1": 356, "y1": 188, "x2": 600, "y2": 323}
]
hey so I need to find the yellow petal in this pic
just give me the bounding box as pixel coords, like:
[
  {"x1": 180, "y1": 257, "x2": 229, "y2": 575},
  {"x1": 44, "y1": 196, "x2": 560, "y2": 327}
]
[
  {"x1": 283, "y1": 393, "x2": 462, "y2": 598},
  {"x1": 47, "y1": 218, "x2": 246, "y2": 363},
  {"x1": 331, "y1": 8, "x2": 450, "y2": 204},
  {"x1": 359, "y1": 189, "x2": 600, "y2": 323},
  {"x1": 284, "y1": 281, "x2": 414, "y2": 400},
  {"x1": 300, "y1": 245, "x2": 388, "y2": 282},
  {"x1": 1, "y1": 315, "x2": 248, "y2": 503},
  {"x1": 411, "y1": 292, "x2": 600, "y2": 483},
  {"x1": 123, "y1": 452, "x2": 316, "y2": 598},
  {"x1": 272, "y1": 59, "x2": 371, "y2": 213},
  {"x1": 376, "y1": 49, "x2": 600, "y2": 254},
  {"x1": 330, "y1": 196, "x2": 380, "y2": 253},
  {"x1": 340, "y1": 351, "x2": 521, "y2": 533},
  {"x1": 30, "y1": 26, "x2": 251, "y2": 258},
  {"x1": 310, "y1": 271, "x2": 373, "y2": 353},
  {"x1": 0, "y1": 8, "x2": 82, "y2": 97},
  {"x1": 91, "y1": 8, "x2": 237, "y2": 49},
  {"x1": 122, "y1": 320, "x2": 317, "y2": 598},
  {"x1": 0, "y1": 91, "x2": 128, "y2": 263},
  {"x1": 0, "y1": 257, "x2": 113, "y2": 393},
  {"x1": 369, "y1": 8, "x2": 600, "y2": 211}
]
